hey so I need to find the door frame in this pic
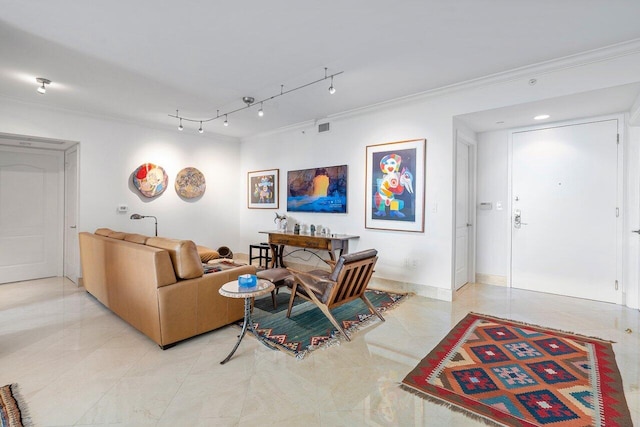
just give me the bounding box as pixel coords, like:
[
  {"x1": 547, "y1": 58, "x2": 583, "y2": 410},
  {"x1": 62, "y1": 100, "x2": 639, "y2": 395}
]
[
  {"x1": 507, "y1": 114, "x2": 624, "y2": 303},
  {"x1": 452, "y1": 129, "x2": 477, "y2": 291},
  {"x1": 64, "y1": 145, "x2": 80, "y2": 284}
]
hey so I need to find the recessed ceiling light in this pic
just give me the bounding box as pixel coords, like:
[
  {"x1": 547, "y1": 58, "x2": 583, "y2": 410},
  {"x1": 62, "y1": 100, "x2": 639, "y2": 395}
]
[{"x1": 534, "y1": 114, "x2": 550, "y2": 120}]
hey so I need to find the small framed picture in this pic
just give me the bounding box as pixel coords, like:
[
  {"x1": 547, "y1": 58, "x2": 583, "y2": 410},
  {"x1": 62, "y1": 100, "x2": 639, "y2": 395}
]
[
  {"x1": 365, "y1": 139, "x2": 426, "y2": 232},
  {"x1": 248, "y1": 169, "x2": 279, "y2": 209}
]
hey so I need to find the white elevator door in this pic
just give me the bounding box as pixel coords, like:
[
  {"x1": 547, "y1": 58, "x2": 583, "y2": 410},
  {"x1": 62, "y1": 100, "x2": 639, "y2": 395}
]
[
  {"x1": 511, "y1": 120, "x2": 619, "y2": 303},
  {"x1": 0, "y1": 149, "x2": 62, "y2": 284}
]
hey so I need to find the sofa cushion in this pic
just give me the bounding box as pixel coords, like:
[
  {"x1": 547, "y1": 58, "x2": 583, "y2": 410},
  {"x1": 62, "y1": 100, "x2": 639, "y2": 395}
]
[
  {"x1": 197, "y1": 245, "x2": 220, "y2": 262},
  {"x1": 95, "y1": 228, "x2": 113, "y2": 236},
  {"x1": 108, "y1": 231, "x2": 127, "y2": 240},
  {"x1": 124, "y1": 233, "x2": 149, "y2": 244},
  {"x1": 146, "y1": 237, "x2": 204, "y2": 280}
]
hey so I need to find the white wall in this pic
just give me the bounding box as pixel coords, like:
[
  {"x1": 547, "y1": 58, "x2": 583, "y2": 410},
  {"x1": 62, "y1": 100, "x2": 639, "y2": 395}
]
[
  {"x1": 239, "y1": 48, "x2": 640, "y2": 302},
  {"x1": 0, "y1": 101, "x2": 243, "y2": 252}
]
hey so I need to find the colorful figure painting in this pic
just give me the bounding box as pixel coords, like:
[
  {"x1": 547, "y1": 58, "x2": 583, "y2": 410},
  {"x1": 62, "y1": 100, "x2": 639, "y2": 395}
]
[
  {"x1": 248, "y1": 169, "x2": 279, "y2": 209},
  {"x1": 366, "y1": 139, "x2": 426, "y2": 232}
]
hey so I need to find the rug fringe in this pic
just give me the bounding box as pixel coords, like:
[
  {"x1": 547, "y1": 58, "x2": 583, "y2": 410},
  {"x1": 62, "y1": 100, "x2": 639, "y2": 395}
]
[
  {"x1": 469, "y1": 312, "x2": 616, "y2": 343},
  {"x1": 8, "y1": 384, "x2": 33, "y2": 427},
  {"x1": 399, "y1": 383, "x2": 504, "y2": 427}
]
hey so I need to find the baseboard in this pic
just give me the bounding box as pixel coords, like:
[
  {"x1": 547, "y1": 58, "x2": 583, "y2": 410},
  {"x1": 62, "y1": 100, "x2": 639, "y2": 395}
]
[
  {"x1": 369, "y1": 277, "x2": 453, "y2": 302},
  {"x1": 475, "y1": 273, "x2": 507, "y2": 287}
]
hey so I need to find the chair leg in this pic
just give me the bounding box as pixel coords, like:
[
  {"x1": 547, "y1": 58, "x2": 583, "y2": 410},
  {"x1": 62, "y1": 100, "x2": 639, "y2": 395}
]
[
  {"x1": 361, "y1": 295, "x2": 385, "y2": 322},
  {"x1": 271, "y1": 290, "x2": 277, "y2": 309},
  {"x1": 286, "y1": 283, "x2": 298, "y2": 318},
  {"x1": 318, "y1": 304, "x2": 350, "y2": 341}
]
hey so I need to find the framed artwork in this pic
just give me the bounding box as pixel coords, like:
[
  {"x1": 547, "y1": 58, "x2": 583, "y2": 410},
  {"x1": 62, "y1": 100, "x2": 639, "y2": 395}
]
[
  {"x1": 287, "y1": 164, "x2": 348, "y2": 213},
  {"x1": 365, "y1": 139, "x2": 426, "y2": 232},
  {"x1": 248, "y1": 169, "x2": 279, "y2": 209}
]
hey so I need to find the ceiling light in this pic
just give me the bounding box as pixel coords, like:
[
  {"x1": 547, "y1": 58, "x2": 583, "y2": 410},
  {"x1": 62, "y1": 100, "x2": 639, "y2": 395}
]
[
  {"x1": 169, "y1": 67, "x2": 343, "y2": 130},
  {"x1": 198, "y1": 121, "x2": 203, "y2": 134},
  {"x1": 36, "y1": 77, "x2": 51, "y2": 94},
  {"x1": 178, "y1": 118, "x2": 183, "y2": 131},
  {"x1": 328, "y1": 76, "x2": 336, "y2": 94},
  {"x1": 534, "y1": 114, "x2": 550, "y2": 120}
]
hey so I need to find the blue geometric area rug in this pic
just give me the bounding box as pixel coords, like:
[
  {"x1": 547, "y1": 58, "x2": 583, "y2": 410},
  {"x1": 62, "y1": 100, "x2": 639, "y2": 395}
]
[{"x1": 249, "y1": 289, "x2": 407, "y2": 359}]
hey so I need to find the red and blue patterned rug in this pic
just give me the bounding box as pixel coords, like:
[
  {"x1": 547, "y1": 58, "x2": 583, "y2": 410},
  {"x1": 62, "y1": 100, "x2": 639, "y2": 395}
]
[
  {"x1": 251, "y1": 289, "x2": 407, "y2": 359},
  {"x1": 402, "y1": 312, "x2": 632, "y2": 426}
]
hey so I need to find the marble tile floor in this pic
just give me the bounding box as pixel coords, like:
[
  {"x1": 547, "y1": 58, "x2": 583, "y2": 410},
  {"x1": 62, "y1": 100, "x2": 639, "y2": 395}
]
[{"x1": 0, "y1": 277, "x2": 638, "y2": 426}]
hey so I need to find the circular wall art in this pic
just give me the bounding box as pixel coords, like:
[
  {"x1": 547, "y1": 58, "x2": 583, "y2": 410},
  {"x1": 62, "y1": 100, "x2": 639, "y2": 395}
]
[
  {"x1": 133, "y1": 163, "x2": 169, "y2": 198},
  {"x1": 175, "y1": 167, "x2": 206, "y2": 199}
]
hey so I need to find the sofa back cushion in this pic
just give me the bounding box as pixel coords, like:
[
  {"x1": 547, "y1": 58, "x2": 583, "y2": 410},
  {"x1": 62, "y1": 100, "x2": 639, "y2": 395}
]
[
  {"x1": 95, "y1": 228, "x2": 113, "y2": 236},
  {"x1": 124, "y1": 233, "x2": 149, "y2": 244},
  {"x1": 146, "y1": 237, "x2": 204, "y2": 279}
]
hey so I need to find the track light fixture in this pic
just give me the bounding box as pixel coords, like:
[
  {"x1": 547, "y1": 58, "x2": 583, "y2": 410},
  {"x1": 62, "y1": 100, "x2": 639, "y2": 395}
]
[
  {"x1": 169, "y1": 67, "x2": 343, "y2": 132},
  {"x1": 36, "y1": 77, "x2": 51, "y2": 94}
]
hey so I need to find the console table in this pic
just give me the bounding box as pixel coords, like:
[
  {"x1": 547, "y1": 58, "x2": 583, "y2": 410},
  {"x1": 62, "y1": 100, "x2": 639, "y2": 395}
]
[{"x1": 259, "y1": 230, "x2": 359, "y2": 268}]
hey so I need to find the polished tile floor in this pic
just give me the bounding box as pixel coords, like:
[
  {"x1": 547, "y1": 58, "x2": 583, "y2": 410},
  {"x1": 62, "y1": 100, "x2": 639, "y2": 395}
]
[{"x1": 0, "y1": 277, "x2": 638, "y2": 426}]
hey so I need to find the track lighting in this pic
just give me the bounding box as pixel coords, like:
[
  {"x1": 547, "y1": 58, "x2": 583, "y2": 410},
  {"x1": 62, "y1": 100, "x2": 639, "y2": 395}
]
[
  {"x1": 169, "y1": 67, "x2": 343, "y2": 130},
  {"x1": 328, "y1": 76, "x2": 336, "y2": 94},
  {"x1": 36, "y1": 77, "x2": 51, "y2": 94}
]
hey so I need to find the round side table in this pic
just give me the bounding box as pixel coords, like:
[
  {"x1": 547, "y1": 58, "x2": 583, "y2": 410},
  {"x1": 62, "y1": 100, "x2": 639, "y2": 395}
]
[{"x1": 218, "y1": 279, "x2": 275, "y2": 364}]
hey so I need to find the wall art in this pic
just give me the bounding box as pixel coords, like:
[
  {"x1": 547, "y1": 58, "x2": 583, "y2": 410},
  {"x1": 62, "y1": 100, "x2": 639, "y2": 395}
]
[
  {"x1": 132, "y1": 163, "x2": 168, "y2": 198},
  {"x1": 287, "y1": 165, "x2": 348, "y2": 213},
  {"x1": 248, "y1": 169, "x2": 279, "y2": 209},
  {"x1": 365, "y1": 139, "x2": 426, "y2": 232},
  {"x1": 175, "y1": 167, "x2": 206, "y2": 199}
]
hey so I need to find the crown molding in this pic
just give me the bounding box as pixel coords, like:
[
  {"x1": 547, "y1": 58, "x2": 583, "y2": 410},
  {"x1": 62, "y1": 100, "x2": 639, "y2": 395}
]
[{"x1": 325, "y1": 38, "x2": 640, "y2": 122}]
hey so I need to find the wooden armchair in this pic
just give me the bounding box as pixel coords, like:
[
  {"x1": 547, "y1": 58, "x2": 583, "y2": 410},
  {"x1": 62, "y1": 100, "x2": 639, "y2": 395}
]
[{"x1": 286, "y1": 249, "x2": 384, "y2": 341}]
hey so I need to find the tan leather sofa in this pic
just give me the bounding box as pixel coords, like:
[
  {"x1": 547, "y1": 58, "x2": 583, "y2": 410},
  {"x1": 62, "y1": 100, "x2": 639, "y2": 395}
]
[{"x1": 79, "y1": 228, "x2": 254, "y2": 349}]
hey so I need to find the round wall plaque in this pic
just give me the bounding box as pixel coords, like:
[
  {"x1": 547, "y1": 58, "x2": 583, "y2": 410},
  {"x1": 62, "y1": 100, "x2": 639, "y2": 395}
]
[
  {"x1": 175, "y1": 167, "x2": 206, "y2": 199},
  {"x1": 133, "y1": 163, "x2": 168, "y2": 198}
]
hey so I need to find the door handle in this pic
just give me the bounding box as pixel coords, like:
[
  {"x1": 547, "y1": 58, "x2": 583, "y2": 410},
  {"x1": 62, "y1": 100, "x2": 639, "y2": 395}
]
[
  {"x1": 514, "y1": 210, "x2": 528, "y2": 228},
  {"x1": 70, "y1": 225, "x2": 77, "y2": 229},
  {"x1": 466, "y1": 223, "x2": 472, "y2": 227},
  {"x1": 632, "y1": 229, "x2": 640, "y2": 234}
]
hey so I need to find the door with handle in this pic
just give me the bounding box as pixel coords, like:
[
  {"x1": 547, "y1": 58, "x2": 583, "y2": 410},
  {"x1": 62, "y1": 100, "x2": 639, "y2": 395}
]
[{"x1": 511, "y1": 119, "x2": 619, "y2": 303}]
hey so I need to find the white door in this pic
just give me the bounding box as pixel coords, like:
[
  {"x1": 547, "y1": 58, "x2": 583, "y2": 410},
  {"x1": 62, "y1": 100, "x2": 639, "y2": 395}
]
[
  {"x1": 64, "y1": 147, "x2": 79, "y2": 284},
  {"x1": 0, "y1": 148, "x2": 63, "y2": 284},
  {"x1": 511, "y1": 119, "x2": 619, "y2": 303},
  {"x1": 455, "y1": 140, "x2": 472, "y2": 289}
]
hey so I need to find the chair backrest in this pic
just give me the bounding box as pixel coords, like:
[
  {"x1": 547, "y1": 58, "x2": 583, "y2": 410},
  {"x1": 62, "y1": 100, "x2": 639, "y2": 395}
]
[{"x1": 327, "y1": 249, "x2": 378, "y2": 308}]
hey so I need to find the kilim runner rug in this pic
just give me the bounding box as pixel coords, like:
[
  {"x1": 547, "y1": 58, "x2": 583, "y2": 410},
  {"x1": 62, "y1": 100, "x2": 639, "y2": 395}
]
[
  {"x1": 250, "y1": 289, "x2": 407, "y2": 359},
  {"x1": 402, "y1": 312, "x2": 632, "y2": 426},
  {"x1": 0, "y1": 384, "x2": 31, "y2": 427}
]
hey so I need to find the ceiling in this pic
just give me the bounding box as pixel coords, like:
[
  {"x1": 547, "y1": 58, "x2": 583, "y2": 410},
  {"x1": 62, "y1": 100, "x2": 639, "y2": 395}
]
[{"x1": 2, "y1": 1, "x2": 640, "y2": 138}]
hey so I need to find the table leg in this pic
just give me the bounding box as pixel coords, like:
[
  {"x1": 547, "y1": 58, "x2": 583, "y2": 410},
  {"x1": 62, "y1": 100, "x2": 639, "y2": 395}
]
[{"x1": 220, "y1": 296, "x2": 276, "y2": 364}]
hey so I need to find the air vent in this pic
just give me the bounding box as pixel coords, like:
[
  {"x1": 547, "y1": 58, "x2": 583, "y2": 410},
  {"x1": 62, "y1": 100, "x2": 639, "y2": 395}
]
[
  {"x1": 0, "y1": 132, "x2": 66, "y2": 145},
  {"x1": 318, "y1": 122, "x2": 330, "y2": 133}
]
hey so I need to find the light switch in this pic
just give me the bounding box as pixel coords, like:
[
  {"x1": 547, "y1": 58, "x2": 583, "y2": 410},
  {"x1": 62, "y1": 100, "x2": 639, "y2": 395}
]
[{"x1": 118, "y1": 205, "x2": 129, "y2": 213}]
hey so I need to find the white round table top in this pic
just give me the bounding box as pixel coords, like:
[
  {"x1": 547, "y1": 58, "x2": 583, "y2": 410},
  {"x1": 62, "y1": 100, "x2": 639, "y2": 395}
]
[{"x1": 219, "y1": 279, "x2": 274, "y2": 298}]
